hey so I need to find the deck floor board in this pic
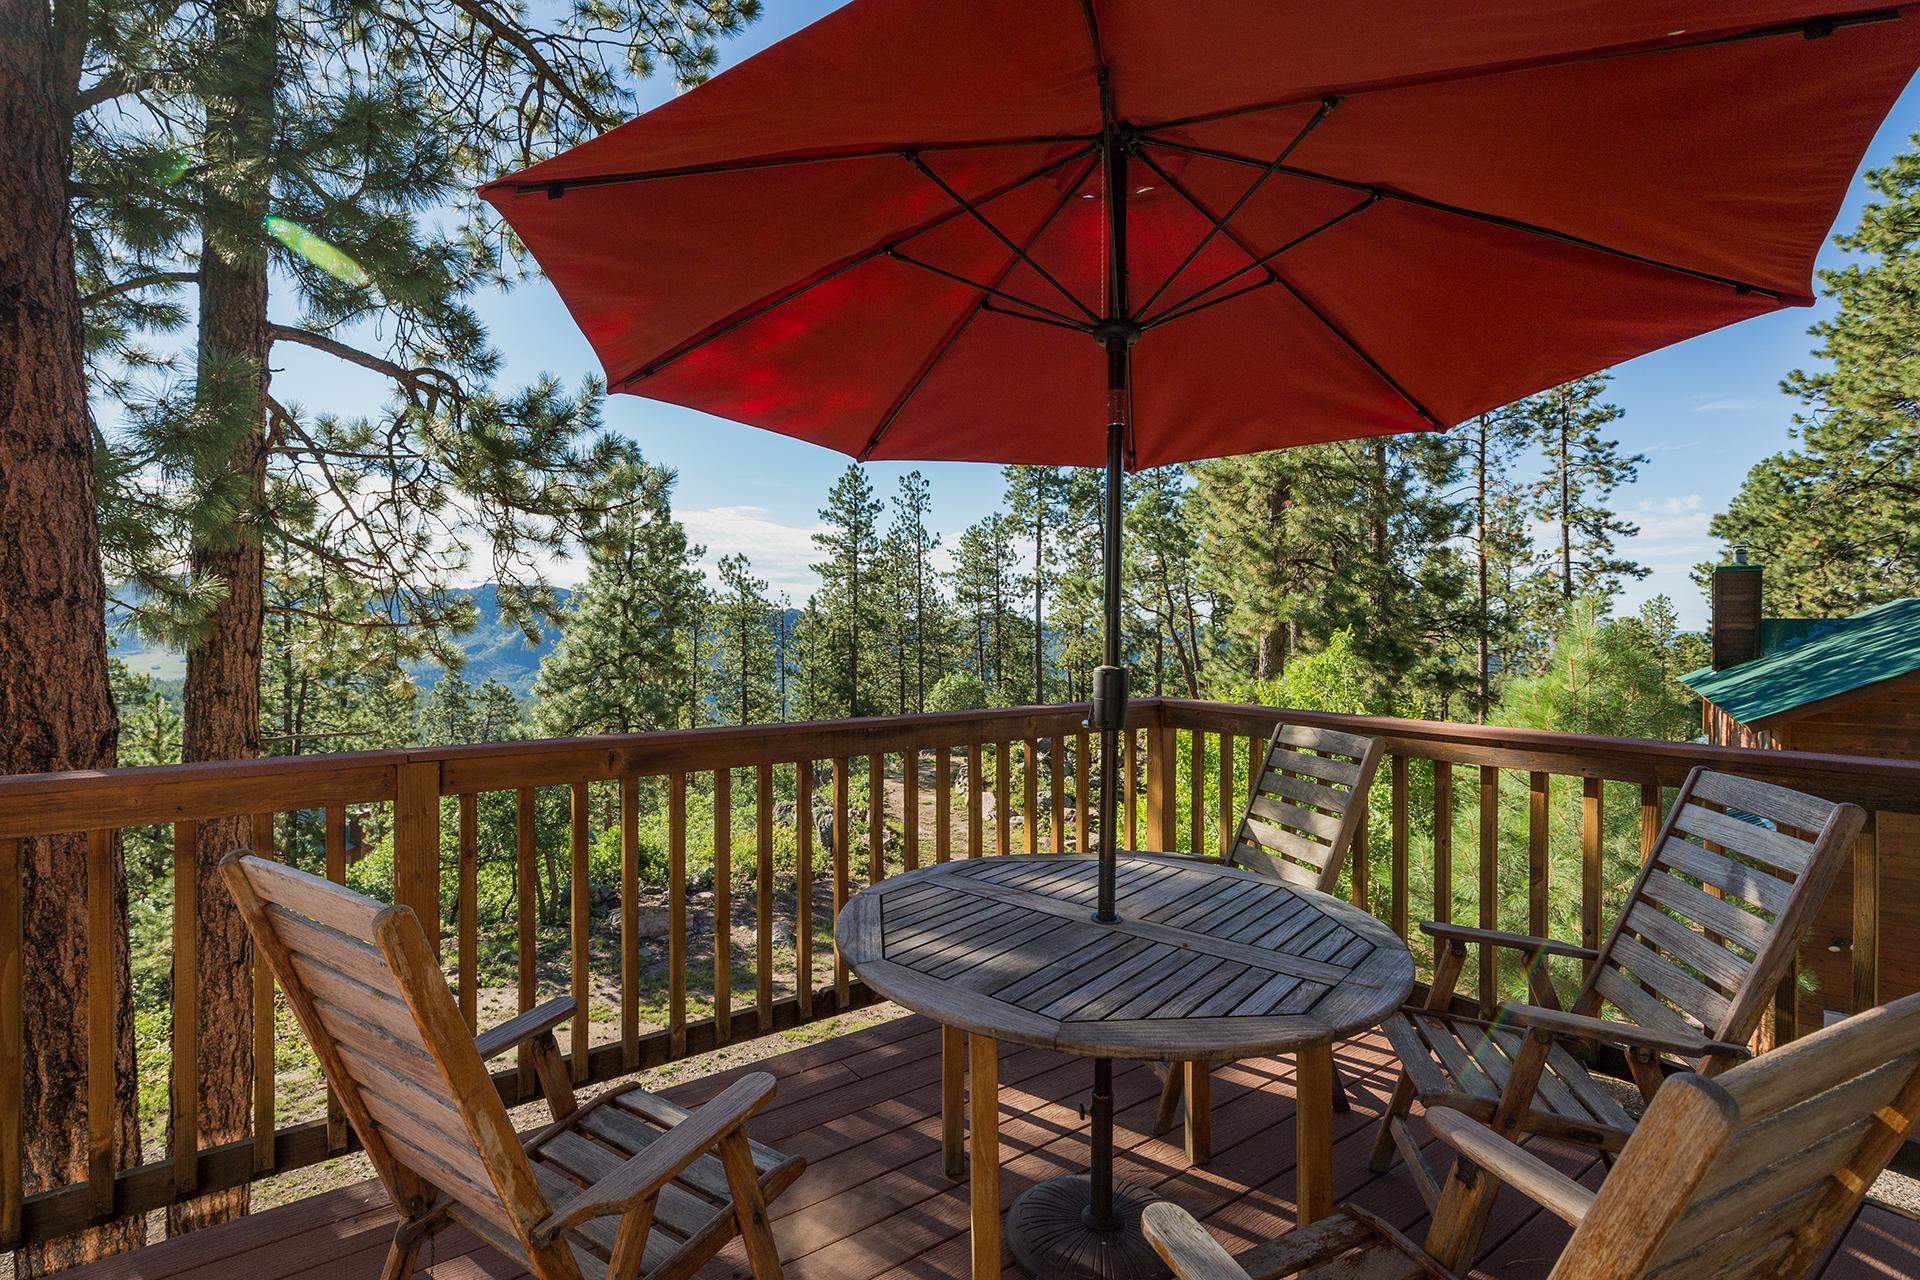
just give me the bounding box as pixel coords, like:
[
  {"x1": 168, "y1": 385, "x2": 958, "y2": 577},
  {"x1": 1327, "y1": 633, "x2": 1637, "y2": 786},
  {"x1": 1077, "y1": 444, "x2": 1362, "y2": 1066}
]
[{"x1": 60, "y1": 1015, "x2": 1920, "y2": 1279}]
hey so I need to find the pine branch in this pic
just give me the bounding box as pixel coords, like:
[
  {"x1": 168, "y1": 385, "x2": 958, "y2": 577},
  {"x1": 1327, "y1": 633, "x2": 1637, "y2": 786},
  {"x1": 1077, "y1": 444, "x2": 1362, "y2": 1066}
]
[
  {"x1": 268, "y1": 324, "x2": 463, "y2": 405},
  {"x1": 82, "y1": 269, "x2": 199, "y2": 306},
  {"x1": 446, "y1": 0, "x2": 615, "y2": 131}
]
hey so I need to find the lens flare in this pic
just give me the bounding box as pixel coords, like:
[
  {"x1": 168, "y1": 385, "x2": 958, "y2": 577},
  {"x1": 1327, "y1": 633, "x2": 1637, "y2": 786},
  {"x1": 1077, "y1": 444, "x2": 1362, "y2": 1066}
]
[{"x1": 262, "y1": 216, "x2": 369, "y2": 287}]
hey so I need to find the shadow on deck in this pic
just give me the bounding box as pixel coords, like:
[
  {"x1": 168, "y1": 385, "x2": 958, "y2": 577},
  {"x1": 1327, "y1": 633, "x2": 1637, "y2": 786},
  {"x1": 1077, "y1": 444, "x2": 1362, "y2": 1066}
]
[{"x1": 59, "y1": 1015, "x2": 1920, "y2": 1279}]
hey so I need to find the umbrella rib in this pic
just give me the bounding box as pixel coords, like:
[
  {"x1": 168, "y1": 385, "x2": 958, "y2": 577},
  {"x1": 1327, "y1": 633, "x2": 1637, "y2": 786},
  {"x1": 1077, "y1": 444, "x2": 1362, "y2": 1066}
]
[
  {"x1": 1140, "y1": 8, "x2": 1901, "y2": 136},
  {"x1": 886, "y1": 248, "x2": 1090, "y2": 329},
  {"x1": 504, "y1": 133, "x2": 1097, "y2": 197},
  {"x1": 1078, "y1": 0, "x2": 1117, "y2": 128},
  {"x1": 1131, "y1": 96, "x2": 1339, "y2": 320},
  {"x1": 861, "y1": 152, "x2": 1100, "y2": 460},
  {"x1": 1141, "y1": 156, "x2": 1442, "y2": 428},
  {"x1": 1144, "y1": 135, "x2": 1795, "y2": 301},
  {"x1": 616, "y1": 145, "x2": 1094, "y2": 389},
  {"x1": 908, "y1": 152, "x2": 1102, "y2": 322}
]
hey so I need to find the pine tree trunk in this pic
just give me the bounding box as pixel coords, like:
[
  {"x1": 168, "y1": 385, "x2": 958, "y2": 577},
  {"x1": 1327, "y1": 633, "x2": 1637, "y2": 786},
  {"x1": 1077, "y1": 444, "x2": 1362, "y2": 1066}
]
[
  {"x1": 1032, "y1": 497, "x2": 1044, "y2": 705},
  {"x1": 1475, "y1": 417, "x2": 1491, "y2": 723},
  {"x1": 1255, "y1": 475, "x2": 1289, "y2": 681},
  {"x1": 170, "y1": 0, "x2": 275, "y2": 1233},
  {"x1": 1, "y1": 3, "x2": 145, "y2": 1267},
  {"x1": 1559, "y1": 398, "x2": 1574, "y2": 600}
]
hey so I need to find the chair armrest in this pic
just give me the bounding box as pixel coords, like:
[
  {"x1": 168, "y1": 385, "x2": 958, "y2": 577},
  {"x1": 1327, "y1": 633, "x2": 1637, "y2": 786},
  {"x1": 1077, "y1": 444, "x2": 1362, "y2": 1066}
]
[
  {"x1": 1424, "y1": 1108, "x2": 1596, "y2": 1226},
  {"x1": 534, "y1": 1072, "x2": 777, "y2": 1242},
  {"x1": 474, "y1": 997, "x2": 577, "y2": 1061},
  {"x1": 1418, "y1": 921, "x2": 1597, "y2": 962},
  {"x1": 1497, "y1": 1003, "x2": 1750, "y2": 1062},
  {"x1": 1142, "y1": 1203, "x2": 1249, "y2": 1279}
]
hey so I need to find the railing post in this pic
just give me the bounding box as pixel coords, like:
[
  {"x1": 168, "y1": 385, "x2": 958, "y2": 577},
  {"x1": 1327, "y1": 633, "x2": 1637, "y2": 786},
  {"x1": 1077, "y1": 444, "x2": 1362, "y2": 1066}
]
[
  {"x1": 1, "y1": 837, "x2": 19, "y2": 1249},
  {"x1": 1854, "y1": 814, "x2": 1880, "y2": 1014},
  {"x1": 394, "y1": 760, "x2": 442, "y2": 950},
  {"x1": 1148, "y1": 724, "x2": 1176, "y2": 851}
]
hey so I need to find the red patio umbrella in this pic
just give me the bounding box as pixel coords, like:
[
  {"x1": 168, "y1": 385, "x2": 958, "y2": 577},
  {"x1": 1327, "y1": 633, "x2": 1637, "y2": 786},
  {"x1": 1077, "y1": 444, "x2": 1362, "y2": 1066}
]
[{"x1": 484, "y1": 3, "x2": 1920, "y2": 1272}]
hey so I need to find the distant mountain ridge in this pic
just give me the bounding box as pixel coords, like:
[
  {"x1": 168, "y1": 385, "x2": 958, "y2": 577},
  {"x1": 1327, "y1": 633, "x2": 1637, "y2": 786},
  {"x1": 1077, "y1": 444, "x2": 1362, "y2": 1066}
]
[{"x1": 109, "y1": 584, "x2": 570, "y2": 698}]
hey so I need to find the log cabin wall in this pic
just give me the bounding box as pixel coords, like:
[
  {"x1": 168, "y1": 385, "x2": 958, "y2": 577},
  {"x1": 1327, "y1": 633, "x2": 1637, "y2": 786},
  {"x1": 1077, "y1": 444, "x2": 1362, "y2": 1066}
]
[{"x1": 1705, "y1": 682, "x2": 1920, "y2": 1030}]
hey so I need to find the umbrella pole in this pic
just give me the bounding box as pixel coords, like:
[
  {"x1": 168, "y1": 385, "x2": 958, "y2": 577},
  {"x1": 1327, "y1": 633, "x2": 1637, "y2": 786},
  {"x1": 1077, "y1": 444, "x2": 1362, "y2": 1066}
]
[{"x1": 1005, "y1": 127, "x2": 1170, "y2": 1280}]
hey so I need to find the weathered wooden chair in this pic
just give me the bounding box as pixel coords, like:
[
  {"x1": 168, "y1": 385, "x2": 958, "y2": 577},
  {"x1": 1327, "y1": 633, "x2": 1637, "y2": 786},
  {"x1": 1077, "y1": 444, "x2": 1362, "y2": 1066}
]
[
  {"x1": 220, "y1": 851, "x2": 804, "y2": 1280},
  {"x1": 1153, "y1": 721, "x2": 1386, "y2": 1149},
  {"x1": 1368, "y1": 766, "x2": 1863, "y2": 1217},
  {"x1": 1143, "y1": 989, "x2": 1920, "y2": 1279}
]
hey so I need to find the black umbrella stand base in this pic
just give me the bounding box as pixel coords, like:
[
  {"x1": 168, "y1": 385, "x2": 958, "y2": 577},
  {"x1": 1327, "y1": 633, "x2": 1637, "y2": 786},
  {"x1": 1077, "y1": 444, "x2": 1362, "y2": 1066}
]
[{"x1": 1006, "y1": 1176, "x2": 1171, "y2": 1280}]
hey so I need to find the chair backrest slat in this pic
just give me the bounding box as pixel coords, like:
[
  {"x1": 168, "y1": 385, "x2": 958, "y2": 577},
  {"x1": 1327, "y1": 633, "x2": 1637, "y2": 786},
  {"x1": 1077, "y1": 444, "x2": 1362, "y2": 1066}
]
[
  {"x1": 1229, "y1": 722, "x2": 1384, "y2": 892},
  {"x1": 1574, "y1": 768, "x2": 1863, "y2": 1067},
  {"x1": 1554, "y1": 993, "x2": 1920, "y2": 1279},
  {"x1": 221, "y1": 852, "x2": 574, "y2": 1276}
]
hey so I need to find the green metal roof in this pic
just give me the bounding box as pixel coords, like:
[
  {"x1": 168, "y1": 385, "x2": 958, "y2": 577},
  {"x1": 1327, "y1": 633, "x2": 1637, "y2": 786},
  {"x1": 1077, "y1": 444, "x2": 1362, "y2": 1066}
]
[{"x1": 1680, "y1": 598, "x2": 1920, "y2": 726}]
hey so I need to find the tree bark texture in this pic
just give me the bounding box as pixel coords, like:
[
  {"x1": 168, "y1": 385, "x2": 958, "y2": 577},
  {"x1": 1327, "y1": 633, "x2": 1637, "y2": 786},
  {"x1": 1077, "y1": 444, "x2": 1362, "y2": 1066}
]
[
  {"x1": 0, "y1": 0, "x2": 145, "y2": 1269},
  {"x1": 169, "y1": 0, "x2": 275, "y2": 1234}
]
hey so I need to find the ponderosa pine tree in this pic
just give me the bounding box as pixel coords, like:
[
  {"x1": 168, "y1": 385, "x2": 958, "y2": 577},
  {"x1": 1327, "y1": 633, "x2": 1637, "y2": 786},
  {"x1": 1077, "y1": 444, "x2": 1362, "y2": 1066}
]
[
  {"x1": 811, "y1": 465, "x2": 883, "y2": 716},
  {"x1": 1519, "y1": 374, "x2": 1649, "y2": 605},
  {"x1": 1, "y1": 1, "x2": 142, "y2": 1267},
  {"x1": 1461, "y1": 408, "x2": 1539, "y2": 719},
  {"x1": 534, "y1": 469, "x2": 704, "y2": 737},
  {"x1": 888, "y1": 472, "x2": 941, "y2": 714},
  {"x1": 713, "y1": 554, "x2": 778, "y2": 726},
  {"x1": 1710, "y1": 134, "x2": 1920, "y2": 613},
  {"x1": 74, "y1": 0, "x2": 758, "y2": 1232},
  {"x1": 1004, "y1": 465, "x2": 1064, "y2": 703},
  {"x1": 949, "y1": 513, "x2": 1023, "y2": 699},
  {"x1": 1125, "y1": 468, "x2": 1207, "y2": 697}
]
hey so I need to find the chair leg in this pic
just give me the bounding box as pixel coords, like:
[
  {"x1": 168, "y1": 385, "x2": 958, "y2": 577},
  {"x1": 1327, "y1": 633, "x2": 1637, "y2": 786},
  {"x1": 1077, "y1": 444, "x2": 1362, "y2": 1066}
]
[
  {"x1": 1424, "y1": 1155, "x2": 1501, "y2": 1272},
  {"x1": 1367, "y1": 1072, "x2": 1417, "y2": 1172},
  {"x1": 380, "y1": 1213, "x2": 437, "y2": 1280},
  {"x1": 1154, "y1": 1061, "x2": 1186, "y2": 1136},
  {"x1": 720, "y1": 1132, "x2": 786, "y2": 1279}
]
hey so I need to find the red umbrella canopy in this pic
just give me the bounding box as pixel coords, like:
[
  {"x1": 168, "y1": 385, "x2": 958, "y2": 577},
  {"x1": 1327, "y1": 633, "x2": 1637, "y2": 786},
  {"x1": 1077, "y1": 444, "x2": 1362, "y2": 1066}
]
[{"x1": 483, "y1": 1, "x2": 1920, "y2": 469}]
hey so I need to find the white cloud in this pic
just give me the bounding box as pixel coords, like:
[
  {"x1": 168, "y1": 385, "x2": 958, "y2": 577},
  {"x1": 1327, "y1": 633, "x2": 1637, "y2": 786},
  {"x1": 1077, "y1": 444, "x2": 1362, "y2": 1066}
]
[
  {"x1": 1692, "y1": 395, "x2": 1779, "y2": 414},
  {"x1": 680, "y1": 505, "x2": 828, "y2": 602}
]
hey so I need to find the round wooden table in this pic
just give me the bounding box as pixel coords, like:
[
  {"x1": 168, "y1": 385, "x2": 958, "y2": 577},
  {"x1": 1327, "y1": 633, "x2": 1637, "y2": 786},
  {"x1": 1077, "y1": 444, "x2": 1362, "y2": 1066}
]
[{"x1": 836, "y1": 852, "x2": 1414, "y2": 1279}]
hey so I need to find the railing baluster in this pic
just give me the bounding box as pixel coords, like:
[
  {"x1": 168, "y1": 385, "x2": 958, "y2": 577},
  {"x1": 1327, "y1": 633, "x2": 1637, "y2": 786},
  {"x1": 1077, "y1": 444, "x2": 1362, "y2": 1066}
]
[
  {"x1": 1216, "y1": 732, "x2": 1233, "y2": 856},
  {"x1": 1391, "y1": 756, "x2": 1409, "y2": 940},
  {"x1": 0, "y1": 836, "x2": 18, "y2": 1246},
  {"x1": 713, "y1": 768, "x2": 732, "y2": 1047},
  {"x1": 1246, "y1": 733, "x2": 1259, "y2": 815},
  {"x1": 757, "y1": 762, "x2": 774, "y2": 1033},
  {"x1": 1049, "y1": 738, "x2": 1065, "y2": 854},
  {"x1": 1433, "y1": 762, "x2": 1452, "y2": 926},
  {"x1": 249, "y1": 813, "x2": 274, "y2": 1174},
  {"x1": 457, "y1": 794, "x2": 478, "y2": 1032},
  {"x1": 1353, "y1": 801, "x2": 1370, "y2": 912},
  {"x1": 668, "y1": 772, "x2": 688, "y2": 1056},
  {"x1": 1581, "y1": 779, "x2": 1603, "y2": 975},
  {"x1": 1855, "y1": 815, "x2": 1879, "y2": 1014},
  {"x1": 515, "y1": 787, "x2": 536, "y2": 1092},
  {"x1": 1124, "y1": 728, "x2": 1139, "y2": 849},
  {"x1": 174, "y1": 820, "x2": 204, "y2": 1180},
  {"x1": 796, "y1": 762, "x2": 815, "y2": 1015},
  {"x1": 393, "y1": 762, "x2": 441, "y2": 950},
  {"x1": 936, "y1": 747, "x2": 952, "y2": 864},
  {"x1": 1479, "y1": 766, "x2": 1499, "y2": 1013},
  {"x1": 1640, "y1": 782, "x2": 1662, "y2": 862},
  {"x1": 1023, "y1": 739, "x2": 1039, "y2": 854},
  {"x1": 904, "y1": 749, "x2": 921, "y2": 871},
  {"x1": 995, "y1": 742, "x2": 1011, "y2": 856},
  {"x1": 1528, "y1": 772, "x2": 1549, "y2": 944},
  {"x1": 967, "y1": 741, "x2": 984, "y2": 859},
  {"x1": 570, "y1": 782, "x2": 590, "y2": 1080},
  {"x1": 619, "y1": 776, "x2": 640, "y2": 1071},
  {"x1": 833, "y1": 757, "x2": 850, "y2": 1007},
  {"x1": 1074, "y1": 732, "x2": 1090, "y2": 853},
  {"x1": 869, "y1": 753, "x2": 887, "y2": 883},
  {"x1": 1189, "y1": 730, "x2": 1204, "y2": 857}
]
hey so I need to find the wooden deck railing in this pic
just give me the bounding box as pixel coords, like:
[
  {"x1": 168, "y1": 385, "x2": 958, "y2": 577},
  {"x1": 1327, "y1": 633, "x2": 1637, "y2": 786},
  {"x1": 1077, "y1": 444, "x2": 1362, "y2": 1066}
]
[{"x1": 2, "y1": 697, "x2": 1917, "y2": 1250}]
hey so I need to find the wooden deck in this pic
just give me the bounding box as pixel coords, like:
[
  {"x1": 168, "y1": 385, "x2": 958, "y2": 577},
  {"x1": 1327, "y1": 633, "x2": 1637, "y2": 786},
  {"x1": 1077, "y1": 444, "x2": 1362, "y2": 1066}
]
[{"x1": 64, "y1": 1014, "x2": 1920, "y2": 1280}]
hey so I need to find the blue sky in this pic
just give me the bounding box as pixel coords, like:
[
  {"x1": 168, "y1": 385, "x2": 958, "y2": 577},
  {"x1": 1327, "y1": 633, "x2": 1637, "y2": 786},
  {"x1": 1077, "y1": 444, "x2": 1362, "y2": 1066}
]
[{"x1": 267, "y1": 2, "x2": 1920, "y2": 630}]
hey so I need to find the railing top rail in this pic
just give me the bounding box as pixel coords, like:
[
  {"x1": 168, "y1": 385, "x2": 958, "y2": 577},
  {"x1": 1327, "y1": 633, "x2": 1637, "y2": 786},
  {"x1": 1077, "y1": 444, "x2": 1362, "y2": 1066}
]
[
  {"x1": 1158, "y1": 698, "x2": 1920, "y2": 813},
  {"x1": 2, "y1": 697, "x2": 1917, "y2": 837}
]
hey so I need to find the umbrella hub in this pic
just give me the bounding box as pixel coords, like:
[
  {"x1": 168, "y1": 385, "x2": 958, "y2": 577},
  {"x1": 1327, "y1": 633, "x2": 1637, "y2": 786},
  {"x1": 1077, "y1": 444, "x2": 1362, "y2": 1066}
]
[{"x1": 1092, "y1": 316, "x2": 1141, "y2": 346}]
